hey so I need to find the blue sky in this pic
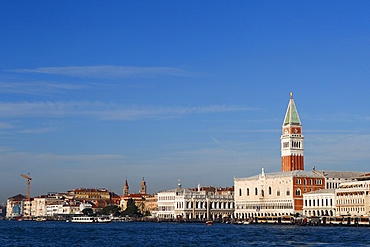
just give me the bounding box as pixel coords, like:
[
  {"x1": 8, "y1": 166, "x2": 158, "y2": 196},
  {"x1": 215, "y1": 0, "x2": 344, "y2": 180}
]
[{"x1": 1, "y1": 1, "x2": 370, "y2": 203}]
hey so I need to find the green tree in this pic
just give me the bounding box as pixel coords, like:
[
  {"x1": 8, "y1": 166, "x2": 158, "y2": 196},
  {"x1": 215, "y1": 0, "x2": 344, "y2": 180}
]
[
  {"x1": 82, "y1": 208, "x2": 94, "y2": 216},
  {"x1": 122, "y1": 199, "x2": 142, "y2": 217},
  {"x1": 100, "y1": 205, "x2": 121, "y2": 217}
]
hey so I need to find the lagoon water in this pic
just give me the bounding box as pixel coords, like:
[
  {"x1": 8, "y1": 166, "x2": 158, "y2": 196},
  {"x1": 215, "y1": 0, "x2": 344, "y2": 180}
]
[{"x1": 0, "y1": 221, "x2": 369, "y2": 246}]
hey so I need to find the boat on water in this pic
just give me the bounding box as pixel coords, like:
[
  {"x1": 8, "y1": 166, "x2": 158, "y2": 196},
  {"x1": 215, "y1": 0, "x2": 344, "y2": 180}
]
[
  {"x1": 70, "y1": 216, "x2": 111, "y2": 223},
  {"x1": 35, "y1": 217, "x2": 47, "y2": 222},
  {"x1": 205, "y1": 220, "x2": 213, "y2": 226}
]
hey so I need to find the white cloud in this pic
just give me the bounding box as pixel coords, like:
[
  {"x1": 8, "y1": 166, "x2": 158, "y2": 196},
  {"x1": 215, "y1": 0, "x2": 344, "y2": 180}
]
[
  {"x1": 306, "y1": 133, "x2": 370, "y2": 169},
  {"x1": 0, "y1": 82, "x2": 85, "y2": 95},
  {"x1": 8, "y1": 65, "x2": 205, "y2": 79},
  {"x1": 17, "y1": 127, "x2": 56, "y2": 134},
  {"x1": 0, "y1": 101, "x2": 252, "y2": 120},
  {"x1": 0, "y1": 122, "x2": 14, "y2": 129},
  {"x1": 0, "y1": 150, "x2": 127, "y2": 168}
]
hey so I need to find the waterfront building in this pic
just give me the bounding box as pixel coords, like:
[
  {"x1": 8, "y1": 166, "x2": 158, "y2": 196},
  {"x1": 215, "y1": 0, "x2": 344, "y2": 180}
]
[
  {"x1": 144, "y1": 194, "x2": 158, "y2": 216},
  {"x1": 6, "y1": 194, "x2": 25, "y2": 219},
  {"x1": 235, "y1": 169, "x2": 325, "y2": 219},
  {"x1": 157, "y1": 182, "x2": 234, "y2": 221},
  {"x1": 23, "y1": 198, "x2": 34, "y2": 217},
  {"x1": 33, "y1": 196, "x2": 48, "y2": 217},
  {"x1": 68, "y1": 188, "x2": 112, "y2": 208},
  {"x1": 302, "y1": 188, "x2": 336, "y2": 217},
  {"x1": 335, "y1": 178, "x2": 370, "y2": 217},
  {"x1": 234, "y1": 93, "x2": 325, "y2": 219},
  {"x1": 32, "y1": 193, "x2": 67, "y2": 217},
  {"x1": 69, "y1": 188, "x2": 110, "y2": 200},
  {"x1": 312, "y1": 169, "x2": 365, "y2": 189}
]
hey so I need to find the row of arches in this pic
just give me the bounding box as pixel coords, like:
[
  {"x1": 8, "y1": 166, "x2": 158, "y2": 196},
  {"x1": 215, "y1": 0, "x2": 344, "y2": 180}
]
[
  {"x1": 304, "y1": 210, "x2": 334, "y2": 217},
  {"x1": 235, "y1": 212, "x2": 290, "y2": 219},
  {"x1": 183, "y1": 201, "x2": 234, "y2": 209}
]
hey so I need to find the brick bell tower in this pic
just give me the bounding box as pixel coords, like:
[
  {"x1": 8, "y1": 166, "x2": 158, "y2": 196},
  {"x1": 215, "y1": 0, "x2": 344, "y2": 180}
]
[
  {"x1": 281, "y1": 92, "x2": 304, "y2": 172},
  {"x1": 140, "y1": 177, "x2": 147, "y2": 195}
]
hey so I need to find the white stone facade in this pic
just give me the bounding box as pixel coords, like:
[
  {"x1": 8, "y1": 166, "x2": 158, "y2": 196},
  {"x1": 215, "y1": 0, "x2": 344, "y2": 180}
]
[
  {"x1": 157, "y1": 185, "x2": 234, "y2": 221},
  {"x1": 303, "y1": 189, "x2": 336, "y2": 217},
  {"x1": 335, "y1": 180, "x2": 370, "y2": 217},
  {"x1": 234, "y1": 169, "x2": 325, "y2": 219}
]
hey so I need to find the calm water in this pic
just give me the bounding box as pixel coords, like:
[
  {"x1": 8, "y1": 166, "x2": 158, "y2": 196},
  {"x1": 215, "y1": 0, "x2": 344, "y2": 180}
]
[{"x1": 0, "y1": 221, "x2": 369, "y2": 246}]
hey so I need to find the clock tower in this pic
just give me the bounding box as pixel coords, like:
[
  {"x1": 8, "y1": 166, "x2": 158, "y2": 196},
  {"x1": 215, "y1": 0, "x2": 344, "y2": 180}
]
[{"x1": 281, "y1": 92, "x2": 304, "y2": 172}]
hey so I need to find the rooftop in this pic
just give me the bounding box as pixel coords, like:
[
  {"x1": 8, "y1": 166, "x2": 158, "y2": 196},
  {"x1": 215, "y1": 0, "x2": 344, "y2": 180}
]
[{"x1": 235, "y1": 170, "x2": 324, "y2": 181}]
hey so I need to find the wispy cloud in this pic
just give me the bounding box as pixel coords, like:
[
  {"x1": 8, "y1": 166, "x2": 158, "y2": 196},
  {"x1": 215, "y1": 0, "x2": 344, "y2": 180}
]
[
  {"x1": 0, "y1": 122, "x2": 14, "y2": 129},
  {"x1": 306, "y1": 133, "x2": 370, "y2": 168},
  {"x1": 17, "y1": 127, "x2": 56, "y2": 134},
  {"x1": 0, "y1": 150, "x2": 127, "y2": 169},
  {"x1": 8, "y1": 65, "x2": 205, "y2": 79},
  {"x1": 0, "y1": 101, "x2": 252, "y2": 120},
  {"x1": 0, "y1": 82, "x2": 85, "y2": 95}
]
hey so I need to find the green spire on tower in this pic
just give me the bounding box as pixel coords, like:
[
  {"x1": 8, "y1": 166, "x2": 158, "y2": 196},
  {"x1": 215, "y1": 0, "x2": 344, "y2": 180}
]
[{"x1": 283, "y1": 92, "x2": 301, "y2": 126}]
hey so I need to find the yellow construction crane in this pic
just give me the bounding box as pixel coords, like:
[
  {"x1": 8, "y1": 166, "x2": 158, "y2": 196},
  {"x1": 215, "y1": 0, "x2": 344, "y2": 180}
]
[{"x1": 21, "y1": 173, "x2": 32, "y2": 201}]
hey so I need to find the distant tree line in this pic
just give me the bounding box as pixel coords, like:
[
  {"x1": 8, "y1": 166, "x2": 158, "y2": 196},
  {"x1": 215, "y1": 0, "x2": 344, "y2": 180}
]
[{"x1": 83, "y1": 199, "x2": 150, "y2": 217}]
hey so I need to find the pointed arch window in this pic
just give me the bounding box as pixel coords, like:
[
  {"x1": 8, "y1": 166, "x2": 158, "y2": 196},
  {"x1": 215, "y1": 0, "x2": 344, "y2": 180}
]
[{"x1": 295, "y1": 189, "x2": 301, "y2": 196}]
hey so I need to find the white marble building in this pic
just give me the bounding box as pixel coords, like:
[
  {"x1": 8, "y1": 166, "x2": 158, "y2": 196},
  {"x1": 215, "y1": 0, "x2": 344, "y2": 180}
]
[
  {"x1": 335, "y1": 180, "x2": 370, "y2": 217},
  {"x1": 157, "y1": 183, "x2": 234, "y2": 221},
  {"x1": 234, "y1": 169, "x2": 325, "y2": 219},
  {"x1": 302, "y1": 188, "x2": 336, "y2": 217}
]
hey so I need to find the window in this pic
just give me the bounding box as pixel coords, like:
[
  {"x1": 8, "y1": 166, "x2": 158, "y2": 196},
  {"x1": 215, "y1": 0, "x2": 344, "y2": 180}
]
[
  {"x1": 277, "y1": 190, "x2": 280, "y2": 196},
  {"x1": 296, "y1": 178, "x2": 301, "y2": 184},
  {"x1": 295, "y1": 189, "x2": 301, "y2": 196},
  {"x1": 269, "y1": 187, "x2": 272, "y2": 195},
  {"x1": 239, "y1": 188, "x2": 242, "y2": 196},
  {"x1": 261, "y1": 190, "x2": 264, "y2": 197},
  {"x1": 255, "y1": 187, "x2": 258, "y2": 196},
  {"x1": 246, "y1": 188, "x2": 249, "y2": 196},
  {"x1": 286, "y1": 190, "x2": 290, "y2": 196}
]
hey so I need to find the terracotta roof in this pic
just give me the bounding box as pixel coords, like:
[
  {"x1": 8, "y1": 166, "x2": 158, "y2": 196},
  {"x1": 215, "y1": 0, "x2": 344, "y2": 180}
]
[{"x1": 8, "y1": 194, "x2": 25, "y2": 201}]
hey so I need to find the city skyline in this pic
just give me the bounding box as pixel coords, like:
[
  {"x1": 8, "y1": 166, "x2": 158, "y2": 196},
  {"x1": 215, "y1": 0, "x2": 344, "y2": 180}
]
[{"x1": 2, "y1": 1, "x2": 370, "y2": 203}]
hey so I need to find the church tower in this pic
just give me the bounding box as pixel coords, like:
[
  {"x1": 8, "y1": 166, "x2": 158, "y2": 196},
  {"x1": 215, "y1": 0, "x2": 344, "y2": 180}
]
[
  {"x1": 281, "y1": 92, "x2": 304, "y2": 172},
  {"x1": 140, "y1": 177, "x2": 147, "y2": 195},
  {"x1": 123, "y1": 179, "x2": 129, "y2": 196}
]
